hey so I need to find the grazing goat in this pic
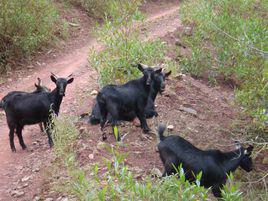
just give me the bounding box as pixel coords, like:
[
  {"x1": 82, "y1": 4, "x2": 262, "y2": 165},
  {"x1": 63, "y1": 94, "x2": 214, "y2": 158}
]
[
  {"x1": 157, "y1": 124, "x2": 254, "y2": 197},
  {"x1": 1, "y1": 73, "x2": 74, "y2": 152},
  {"x1": 89, "y1": 69, "x2": 171, "y2": 124},
  {"x1": 97, "y1": 64, "x2": 167, "y2": 141}
]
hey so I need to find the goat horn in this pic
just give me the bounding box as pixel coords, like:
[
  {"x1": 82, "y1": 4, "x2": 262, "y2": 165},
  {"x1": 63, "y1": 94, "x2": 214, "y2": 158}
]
[
  {"x1": 140, "y1": 63, "x2": 148, "y2": 68},
  {"x1": 67, "y1": 73, "x2": 73, "y2": 78},
  {"x1": 51, "y1": 72, "x2": 58, "y2": 78}
]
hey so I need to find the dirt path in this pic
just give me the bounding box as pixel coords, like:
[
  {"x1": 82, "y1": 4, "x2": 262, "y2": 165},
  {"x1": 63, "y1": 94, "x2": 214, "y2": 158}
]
[{"x1": 0, "y1": 2, "x2": 181, "y2": 200}]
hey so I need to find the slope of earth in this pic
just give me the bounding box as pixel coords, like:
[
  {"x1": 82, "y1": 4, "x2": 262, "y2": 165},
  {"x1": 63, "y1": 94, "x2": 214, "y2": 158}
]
[
  {"x1": 45, "y1": 3, "x2": 266, "y2": 201},
  {"x1": 0, "y1": 1, "x2": 181, "y2": 200}
]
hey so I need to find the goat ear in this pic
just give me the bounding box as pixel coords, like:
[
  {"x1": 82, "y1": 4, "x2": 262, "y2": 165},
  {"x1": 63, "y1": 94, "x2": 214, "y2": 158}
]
[
  {"x1": 37, "y1": 77, "x2": 41, "y2": 85},
  {"x1": 155, "y1": 68, "x2": 162, "y2": 74},
  {"x1": 137, "y1": 64, "x2": 145, "y2": 72},
  {"x1": 67, "y1": 77, "x2": 74, "y2": 84},
  {"x1": 234, "y1": 141, "x2": 241, "y2": 149},
  {"x1": 51, "y1": 75, "x2": 57, "y2": 83},
  {"x1": 165, "y1": 70, "x2": 172, "y2": 77}
]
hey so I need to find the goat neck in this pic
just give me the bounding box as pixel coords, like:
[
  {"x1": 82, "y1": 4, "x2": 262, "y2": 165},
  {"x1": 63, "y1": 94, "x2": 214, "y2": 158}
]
[
  {"x1": 220, "y1": 149, "x2": 243, "y2": 174},
  {"x1": 49, "y1": 88, "x2": 64, "y2": 115}
]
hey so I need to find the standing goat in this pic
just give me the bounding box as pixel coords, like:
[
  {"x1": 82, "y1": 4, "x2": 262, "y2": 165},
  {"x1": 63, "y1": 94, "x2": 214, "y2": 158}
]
[
  {"x1": 1, "y1": 73, "x2": 74, "y2": 152},
  {"x1": 0, "y1": 78, "x2": 51, "y2": 132},
  {"x1": 97, "y1": 64, "x2": 168, "y2": 141},
  {"x1": 157, "y1": 124, "x2": 254, "y2": 197},
  {"x1": 89, "y1": 69, "x2": 171, "y2": 124}
]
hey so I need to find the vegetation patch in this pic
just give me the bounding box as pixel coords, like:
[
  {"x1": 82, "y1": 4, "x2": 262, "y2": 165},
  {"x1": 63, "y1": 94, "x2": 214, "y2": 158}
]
[
  {"x1": 89, "y1": 0, "x2": 168, "y2": 86},
  {"x1": 179, "y1": 0, "x2": 268, "y2": 131},
  {"x1": 51, "y1": 117, "x2": 244, "y2": 200},
  {"x1": 0, "y1": 0, "x2": 64, "y2": 73}
]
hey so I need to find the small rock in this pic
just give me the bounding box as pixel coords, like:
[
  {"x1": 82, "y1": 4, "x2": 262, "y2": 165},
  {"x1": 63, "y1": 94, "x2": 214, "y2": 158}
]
[
  {"x1": 90, "y1": 90, "x2": 98, "y2": 96},
  {"x1": 179, "y1": 106, "x2": 197, "y2": 116},
  {"x1": 167, "y1": 125, "x2": 174, "y2": 130},
  {"x1": 262, "y1": 157, "x2": 268, "y2": 165},
  {"x1": 88, "y1": 154, "x2": 94, "y2": 160},
  {"x1": 150, "y1": 167, "x2": 162, "y2": 177},
  {"x1": 19, "y1": 183, "x2": 29, "y2": 189},
  {"x1": 33, "y1": 196, "x2": 41, "y2": 201},
  {"x1": 21, "y1": 175, "x2": 31, "y2": 182},
  {"x1": 44, "y1": 198, "x2": 53, "y2": 201},
  {"x1": 11, "y1": 190, "x2": 25, "y2": 198},
  {"x1": 96, "y1": 141, "x2": 106, "y2": 150},
  {"x1": 32, "y1": 167, "x2": 40, "y2": 172}
]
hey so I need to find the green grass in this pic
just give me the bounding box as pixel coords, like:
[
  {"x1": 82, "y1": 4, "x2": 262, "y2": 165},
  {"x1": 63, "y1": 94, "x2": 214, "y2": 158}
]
[
  {"x1": 50, "y1": 117, "x2": 245, "y2": 200},
  {"x1": 179, "y1": 0, "x2": 268, "y2": 131},
  {"x1": 65, "y1": 0, "x2": 141, "y2": 20},
  {"x1": 89, "y1": 0, "x2": 171, "y2": 86},
  {"x1": 0, "y1": 0, "x2": 64, "y2": 73}
]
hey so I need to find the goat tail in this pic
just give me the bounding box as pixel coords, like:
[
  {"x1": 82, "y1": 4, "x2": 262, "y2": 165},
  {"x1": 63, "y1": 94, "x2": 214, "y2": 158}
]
[
  {"x1": 157, "y1": 124, "x2": 166, "y2": 142},
  {"x1": 0, "y1": 100, "x2": 4, "y2": 109}
]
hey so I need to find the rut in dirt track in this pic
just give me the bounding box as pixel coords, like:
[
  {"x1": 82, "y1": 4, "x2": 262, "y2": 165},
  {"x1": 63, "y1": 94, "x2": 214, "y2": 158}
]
[{"x1": 0, "y1": 4, "x2": 181, "y2": 200}]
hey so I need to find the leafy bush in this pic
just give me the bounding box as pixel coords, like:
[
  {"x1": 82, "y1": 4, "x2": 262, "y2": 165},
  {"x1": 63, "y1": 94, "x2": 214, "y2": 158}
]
[
  {"x1": 0, "y1": 0, "x2": 62, "y2": 72},
  {"x1": 66, "y1": 0, "x2": 141, "y2": 20},
  {"x1": 89, "y1": 0, "x2": 167, "y2": 85},
  {"x1": 179, "y1": 0, "x2": 268, "y2": 130}
]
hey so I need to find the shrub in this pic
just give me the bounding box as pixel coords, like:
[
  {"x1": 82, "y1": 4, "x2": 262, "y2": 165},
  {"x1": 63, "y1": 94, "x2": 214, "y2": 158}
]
[
  {"x1": 89, "y1": 0, "x2": 167, "y2": 86},
  {"x1": 0, "y1": 0, "x2": 62, "y2": 72},
  {"x1": 179, "y1": 0, "x2": 268, "y2": 130},
  {"x1": 66, "y1": 0, "x2": 141, "y2": 20}
]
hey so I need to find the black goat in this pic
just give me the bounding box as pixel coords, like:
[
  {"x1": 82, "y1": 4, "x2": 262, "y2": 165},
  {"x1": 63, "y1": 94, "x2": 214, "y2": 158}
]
[
  {"x1": 89, "y1": 69, "x2": 171, "y2": 124},
  {"x1": 0, "y1": 78, "x2": 51, "y2": 132},
  {"x1": 1, "y1": 73, "x2": 74, "y2": 152},
  {"x1": 157, "y1": 124, "x2": 254, "y2": 197},
  {"x1": 97, "y1": 64, "x2": 167, "y2": 141}
]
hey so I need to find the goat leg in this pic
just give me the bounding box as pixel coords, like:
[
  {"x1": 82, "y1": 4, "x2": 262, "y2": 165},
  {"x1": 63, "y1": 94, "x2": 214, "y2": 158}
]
[
  {"x1": 9, "y1": 127, "x2": 16, "y2": 152},
  {"x1": 137, "y1": 113, "x2": 150, "y2": 133},
  {"x1": 44, "y1": 121, "x2": 54, "y2": 147},
  {"x1": 16, "y1": 125, "x2": 27, "y2": 150},
  {"x1": 212, "y1": 184, "x2": 223, "y2": 198},
  {"x1": 39, "y1": 123, "x2": 44, "y2": 132}
]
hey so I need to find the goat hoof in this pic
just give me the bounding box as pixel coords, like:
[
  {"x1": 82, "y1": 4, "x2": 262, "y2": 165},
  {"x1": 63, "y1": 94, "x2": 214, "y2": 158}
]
[
  {"x1": 143, "y1": 128, "x2": 150, "y2": 133},
  {"x1": 11, "y1": 148, "x2": 16, "y2": 152},
  {"x1": 22, "y1": 145, "x2": 27, "y2": 150},
  {"x1": 102, "y1": 135, "x2": 107, "y2": 141}
]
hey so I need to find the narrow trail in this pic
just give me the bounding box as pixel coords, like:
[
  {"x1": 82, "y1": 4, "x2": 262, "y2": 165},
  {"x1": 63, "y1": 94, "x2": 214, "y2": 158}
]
[{"x1": 0, "y1": 3, "x2": 181, "y2": 200}]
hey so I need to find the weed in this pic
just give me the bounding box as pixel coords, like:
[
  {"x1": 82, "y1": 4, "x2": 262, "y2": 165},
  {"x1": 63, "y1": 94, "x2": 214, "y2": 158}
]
[
  {"x1": 179, "y1": 0, "x2": 268, "y2": 130},
  {"x1": 0, "y1": 0, "x2": 63, "y2": 72},
  {"x1": 89, "y1": 0, "x2": 171, "y2": 85}
]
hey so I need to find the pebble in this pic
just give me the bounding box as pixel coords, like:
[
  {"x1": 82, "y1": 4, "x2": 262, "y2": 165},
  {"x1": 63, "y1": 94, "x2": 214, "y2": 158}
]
[
  {"x1": 179, "y1": 106, "x2": 197, "y2": 116},
  {"x1": 44, "y1": 198, "x2": 53, "y2": 201},
  {"x1": 150, "y1": 167, "x2": 162, "y2": 177},
  {"x1": 88, "y1": 154, "x2": 94, "y2": 160},
  {"x1": 167, "y1": 125, "x2": 174, "y2": 130},
  {"x1": 33, "y1": 196, "x2": 41, "y2": 201},
  {"x1": 10, "y1": 190, "x2": 25, "y2": 198},
  {"x1": 21, "y1": 175, "x2": 31, "y2": 182},
  {"x1": 96, "y1": 141, "x2": 106, "y2": 150},
  {"x1": 90, "y1": 90, "x2": 98, "y2": 96}
]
